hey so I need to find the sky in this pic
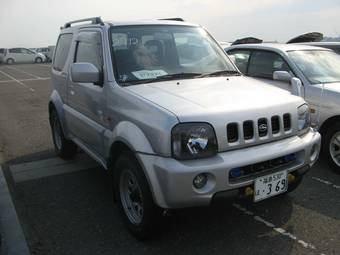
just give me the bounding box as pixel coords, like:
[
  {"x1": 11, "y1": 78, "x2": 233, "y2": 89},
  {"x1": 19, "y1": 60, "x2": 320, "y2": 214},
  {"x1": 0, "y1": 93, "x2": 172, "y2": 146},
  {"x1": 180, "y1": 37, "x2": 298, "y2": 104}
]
[{"x1": 0, "y1": 0, "x2": 339, "y2": 48}]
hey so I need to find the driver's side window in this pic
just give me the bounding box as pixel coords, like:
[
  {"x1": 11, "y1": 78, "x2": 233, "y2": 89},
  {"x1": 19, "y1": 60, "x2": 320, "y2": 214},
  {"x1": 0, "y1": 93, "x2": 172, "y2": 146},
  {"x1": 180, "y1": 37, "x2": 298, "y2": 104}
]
[{"x1": 248, "y1": 51, "x2": 292, "y2": 79}]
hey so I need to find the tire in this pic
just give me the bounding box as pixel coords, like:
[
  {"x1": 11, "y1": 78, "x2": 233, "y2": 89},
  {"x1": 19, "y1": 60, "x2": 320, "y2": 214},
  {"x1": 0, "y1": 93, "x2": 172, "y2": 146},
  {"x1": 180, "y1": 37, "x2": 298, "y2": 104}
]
[
  {"x1": 114, "y1": 152, "x2": 161, "y2": 240},
  {"x1": 50, "y1": 109, "x2": 77, "y2": 159},
  {"x1": 6, "y1": 58, "x2": 14, "y2": 65},
  {"x1": 35, "y1": 57, "x2": 42, "y2": 63},
  {"x1": 322, "y1": 122, "x2": 340, "y2": 172}
]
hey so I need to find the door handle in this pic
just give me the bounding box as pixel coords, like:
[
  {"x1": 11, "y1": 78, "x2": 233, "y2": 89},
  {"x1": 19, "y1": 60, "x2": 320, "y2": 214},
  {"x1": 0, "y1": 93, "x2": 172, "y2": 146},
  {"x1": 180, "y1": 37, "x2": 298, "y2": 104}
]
[{"x1": 70, "y1": 90, "x2": 75, "y2": 96}]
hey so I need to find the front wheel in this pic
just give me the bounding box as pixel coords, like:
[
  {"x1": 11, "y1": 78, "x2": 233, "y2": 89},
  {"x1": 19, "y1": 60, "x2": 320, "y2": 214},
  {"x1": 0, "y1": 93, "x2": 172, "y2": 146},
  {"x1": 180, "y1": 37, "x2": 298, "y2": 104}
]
[
  {"x1": 322, "y1": 122, "x2": 340, "y2": 172},
  {"x1": 50, "y1": 109, "x2": 77, "y2": 159},
  {"x1": 114, "y1": 152, "x2": 161, "y2": 240}
]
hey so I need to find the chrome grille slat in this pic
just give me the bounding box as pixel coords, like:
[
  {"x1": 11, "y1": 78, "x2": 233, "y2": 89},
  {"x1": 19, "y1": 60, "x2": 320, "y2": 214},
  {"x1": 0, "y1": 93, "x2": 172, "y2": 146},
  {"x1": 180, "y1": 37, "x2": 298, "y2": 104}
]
[{"x1": 226, "y1": 113, "x2": 292, "y2": 146}]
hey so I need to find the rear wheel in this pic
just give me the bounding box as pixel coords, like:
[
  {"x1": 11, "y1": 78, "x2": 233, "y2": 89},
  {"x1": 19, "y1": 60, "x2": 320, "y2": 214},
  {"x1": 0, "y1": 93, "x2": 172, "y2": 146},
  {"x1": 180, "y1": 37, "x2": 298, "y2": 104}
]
[
  {"x1": 6, "y1": 58, "x2": 14, "y2": 65},
  {"x1": 322, "y1": 122, "x2": 340, "y2": 172},
  {"x1": 114, "y1": 152, "x2": 161, "y2": 240},
  {"x1": 35, "y1": 57, "x2": 42, "y2": 63},
  {"x1": 50, "y1": 109, "x2": 77, "y2": 159}
]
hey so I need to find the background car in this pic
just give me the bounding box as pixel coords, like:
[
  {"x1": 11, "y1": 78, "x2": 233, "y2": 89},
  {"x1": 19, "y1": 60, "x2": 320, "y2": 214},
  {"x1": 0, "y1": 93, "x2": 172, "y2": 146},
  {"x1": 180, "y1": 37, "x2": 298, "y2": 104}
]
[
  {"x1": 0, "y1": 48, "x2": 5, "y2": 63},
  {"x1": 3, "y1": 47, "x2": 46, "y2": 64},
  {"x1": 294, "y1": 42, "x2": 340, "y2": 55},
  {"x1": 226, "y1": 43, "x2": 340, "y2": 172},
  {"x1": 286, "y1": 32, "x2": 340, "y2": 55},
  {"x1": 36, "y1": 46, "x2": 55, "y2": 62}
]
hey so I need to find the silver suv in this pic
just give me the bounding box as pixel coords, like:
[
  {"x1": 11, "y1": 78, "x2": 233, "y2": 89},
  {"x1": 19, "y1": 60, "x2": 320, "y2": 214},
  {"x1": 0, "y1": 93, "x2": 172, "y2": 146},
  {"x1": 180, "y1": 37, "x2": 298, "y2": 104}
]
[
  {"x1": 226, "y1": 43, "x2": 340, "y2": 172},
  {"x1": 49, "y1": 17, "x2": 321, "y2": 239}
]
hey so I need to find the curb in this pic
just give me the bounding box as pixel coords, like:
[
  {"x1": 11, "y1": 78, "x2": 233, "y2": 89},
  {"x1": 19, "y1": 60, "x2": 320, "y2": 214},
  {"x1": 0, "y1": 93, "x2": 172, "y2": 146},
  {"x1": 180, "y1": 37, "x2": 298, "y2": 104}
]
[{"x1": 0, "y1": 165, "x2": 30, "y2": 255}]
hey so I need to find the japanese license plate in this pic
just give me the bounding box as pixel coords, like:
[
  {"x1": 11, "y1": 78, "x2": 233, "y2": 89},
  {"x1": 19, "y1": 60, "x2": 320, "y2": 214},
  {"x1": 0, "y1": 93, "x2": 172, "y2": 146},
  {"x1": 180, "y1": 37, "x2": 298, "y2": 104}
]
[{"x1": 254, "y1": 170, "x2": 288, "y2": 202}]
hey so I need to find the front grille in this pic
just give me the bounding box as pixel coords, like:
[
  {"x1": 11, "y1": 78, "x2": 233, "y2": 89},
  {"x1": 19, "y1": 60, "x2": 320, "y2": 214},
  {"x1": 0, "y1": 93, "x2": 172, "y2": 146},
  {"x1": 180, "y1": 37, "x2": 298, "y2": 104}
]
[
  {"x1": 243, "y1": 121, "x2": 254, "y2": 140},
  {"x1": 258, "y1": 118, "x2": 268, "y2": 137},
  {"x1": 227, "y1": 123, "x2": 238, "y2": 143},
  {"x1": 271, "y1": 116, "x2": 280, "y2": 134},
  {"x1": 283, "y1": 113, "x2": 291, "y2": 131},
  {"x1": 226, "y1": 113, "x2": 292, "y2": 145},
  {"x1": 229, "y1": 153, "x2": 297, "y2": 182}
]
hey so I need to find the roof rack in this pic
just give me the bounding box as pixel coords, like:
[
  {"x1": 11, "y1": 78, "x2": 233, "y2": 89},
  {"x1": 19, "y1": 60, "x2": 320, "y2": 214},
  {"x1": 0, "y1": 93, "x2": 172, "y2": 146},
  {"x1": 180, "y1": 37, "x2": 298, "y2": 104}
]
[
  {"x1": 62, "y1": 17, "x2": 104, "y2": 29},
  {"x1": 158, "y1": 18, "x2": 185, "y2": 22}
]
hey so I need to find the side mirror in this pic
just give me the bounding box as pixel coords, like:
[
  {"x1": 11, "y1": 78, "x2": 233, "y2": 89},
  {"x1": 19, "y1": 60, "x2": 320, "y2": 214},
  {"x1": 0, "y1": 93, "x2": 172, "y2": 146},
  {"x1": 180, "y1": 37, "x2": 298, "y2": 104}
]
[
  {"x1": 71, "y1": 63, "x2": 99, "y2": 84},
  {"x1": 291, "y1": 77, "x2": 303, "y2": 97},
  {"x1": 273, "y1": 71, "x2": 292, "y2": 83}
]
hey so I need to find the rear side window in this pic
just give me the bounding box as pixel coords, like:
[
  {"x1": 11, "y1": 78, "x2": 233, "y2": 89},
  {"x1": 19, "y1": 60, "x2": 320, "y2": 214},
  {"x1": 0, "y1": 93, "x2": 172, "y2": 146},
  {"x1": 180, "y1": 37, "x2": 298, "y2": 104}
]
[
  {"x1": 53, "y1": 34, "x2": 73, "y2": 71},
  {"x1": 248, "y1": 51, "x2": 292, "y2": 79},
  {"x1": 9, "y1": 48, "x2": 21, "y2": 53},
  {"x1": 75, "y1": 31, "x2": 103, "y2": 73},
  {"x1": 0, "y1": 49, "x2": 4, "y2": 54},
  {"x1": 228, "y1": 50, "x2": 251, "y2": 74}
]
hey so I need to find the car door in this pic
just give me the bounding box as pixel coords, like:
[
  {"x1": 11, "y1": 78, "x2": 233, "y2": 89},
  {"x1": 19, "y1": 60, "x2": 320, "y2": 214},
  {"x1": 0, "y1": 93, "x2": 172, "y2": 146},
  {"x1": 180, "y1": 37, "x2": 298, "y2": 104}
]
[
  {"x1": 20, "y1": 48, "x2": 34, "y2": 62},
  {"x1": 66, "y1": 29, "x2": 106, "y2": 156},
  {"x1": 229, "y1": 49, "x2": 294, "y2": 92},
  {"x1": 51, "y1": 33, "x2": 74, "y2": 123},
  {"x1": 8, "y1": 48, "x2": 21, "y2": 62}
]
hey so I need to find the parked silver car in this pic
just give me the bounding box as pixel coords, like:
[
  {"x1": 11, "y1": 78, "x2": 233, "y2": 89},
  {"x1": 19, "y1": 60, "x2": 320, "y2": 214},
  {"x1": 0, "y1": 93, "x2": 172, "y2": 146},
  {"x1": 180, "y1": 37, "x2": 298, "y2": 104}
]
[
  {"x1": 297, "y1": 42, "x2": 340, "y2": 55},
  {"x1": 3, "y1": 48, "x2": 46, "y2": 64},
  {"x1": 49, "y1": 17, "x2": 320, "y2": 239},
  {"x1": 226, "y1": 43, "x2": 340, "y2": 171},
  {"x1": 36, "y1": 46, "x2": 55, "y2": 62},
  {"x1": 285, "y1": 32, "x2": 340, "y2": 55},
  {"x1": 0, "y1": 48, "x2": 5, "y2": 63}
]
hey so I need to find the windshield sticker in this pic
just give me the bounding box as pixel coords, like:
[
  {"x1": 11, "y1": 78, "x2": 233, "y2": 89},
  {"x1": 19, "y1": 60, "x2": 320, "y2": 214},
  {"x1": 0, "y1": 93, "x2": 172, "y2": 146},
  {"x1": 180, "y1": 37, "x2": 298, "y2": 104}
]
[{"x1": 132, "y1": 70, "x2": 168, "y2": 80}]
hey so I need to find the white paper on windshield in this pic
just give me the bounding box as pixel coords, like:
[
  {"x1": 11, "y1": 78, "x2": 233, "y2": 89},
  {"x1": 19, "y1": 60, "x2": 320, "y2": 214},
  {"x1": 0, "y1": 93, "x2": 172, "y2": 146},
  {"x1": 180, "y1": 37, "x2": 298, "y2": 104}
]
[{"x1": 132, "y1": 70, "x2": 168, "y2": 80}]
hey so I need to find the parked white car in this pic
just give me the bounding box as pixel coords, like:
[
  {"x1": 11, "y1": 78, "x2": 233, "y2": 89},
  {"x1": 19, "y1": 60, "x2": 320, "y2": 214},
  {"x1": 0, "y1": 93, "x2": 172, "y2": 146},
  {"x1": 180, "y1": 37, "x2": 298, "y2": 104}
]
[
  {"x1": 0, "y1": 48, "x2": 5, "y2": 63},
  {"x1": 226, "y1": 43, "x2": 340, "y2": 171},
  {"x1": 3, "y1": 48, "x2": 46, "y2": 64},
  {"x1": 36, "y1": 46, "x2": 55, "y2": 62}
]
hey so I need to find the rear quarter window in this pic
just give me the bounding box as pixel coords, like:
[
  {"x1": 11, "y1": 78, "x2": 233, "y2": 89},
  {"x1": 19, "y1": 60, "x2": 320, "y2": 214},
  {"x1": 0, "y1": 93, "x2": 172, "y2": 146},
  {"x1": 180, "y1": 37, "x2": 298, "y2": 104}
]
[{"x1": 53, "y1": 34, "x2": 73, "y2": 71}]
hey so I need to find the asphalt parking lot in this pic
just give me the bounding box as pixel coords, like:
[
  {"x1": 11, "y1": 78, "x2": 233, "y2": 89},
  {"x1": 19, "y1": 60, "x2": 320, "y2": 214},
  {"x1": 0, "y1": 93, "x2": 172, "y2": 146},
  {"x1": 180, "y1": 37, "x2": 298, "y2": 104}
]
[{"x1": 0, "y1": 63, "x2": 340, "y2": 255}]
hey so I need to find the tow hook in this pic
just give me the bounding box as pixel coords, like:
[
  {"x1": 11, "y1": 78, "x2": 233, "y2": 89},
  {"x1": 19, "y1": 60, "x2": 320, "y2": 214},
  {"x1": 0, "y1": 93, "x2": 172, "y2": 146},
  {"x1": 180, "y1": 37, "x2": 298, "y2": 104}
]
[{"x1": 288, "y1": 173, "x2": 296, "y2": 183}]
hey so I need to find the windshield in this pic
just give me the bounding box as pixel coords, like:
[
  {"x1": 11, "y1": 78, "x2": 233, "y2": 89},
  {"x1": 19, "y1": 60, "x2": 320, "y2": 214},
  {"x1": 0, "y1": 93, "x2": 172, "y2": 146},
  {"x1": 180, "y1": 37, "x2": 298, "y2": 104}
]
[
  {"x1": 110, "y1": 25, "x2": 237, "y2": 85},
  {"x1": 288, "y1": 50, "x2": 340, "y2": 84}
]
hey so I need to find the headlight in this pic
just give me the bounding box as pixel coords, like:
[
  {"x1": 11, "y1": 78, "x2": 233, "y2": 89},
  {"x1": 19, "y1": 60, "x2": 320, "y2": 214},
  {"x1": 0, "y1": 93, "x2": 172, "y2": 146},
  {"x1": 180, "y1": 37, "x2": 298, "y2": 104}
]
[
  {"x1": 297, "y1": 104, "x2": 310, "y2": 131},
  {"x1": 171, "y1": 123, "x2": 218, "y2": 160}
]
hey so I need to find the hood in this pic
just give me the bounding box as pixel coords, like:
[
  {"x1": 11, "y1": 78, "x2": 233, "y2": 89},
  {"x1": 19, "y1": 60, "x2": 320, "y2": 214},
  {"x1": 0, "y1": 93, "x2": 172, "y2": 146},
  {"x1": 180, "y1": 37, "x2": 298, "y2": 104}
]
[
  {"x1": 324, "y1": 82, "x2": 340, "y2": 93},
  {"x1": 126, "y1": 76, "x2": 304, "y2": 121}
]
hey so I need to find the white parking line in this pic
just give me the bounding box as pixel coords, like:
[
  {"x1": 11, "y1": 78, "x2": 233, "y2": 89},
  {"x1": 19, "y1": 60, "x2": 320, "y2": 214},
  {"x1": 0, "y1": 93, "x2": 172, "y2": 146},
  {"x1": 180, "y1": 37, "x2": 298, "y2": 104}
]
[
  {"x1": 0, "y1": 77, "x2": 50, "y2": 83},
  {"x1": 10, "y1": 154, "x2": 98, "y2": 183},
  {"x1": 0, "y1": 69, "x2": 35, "y2": 92},
  {"x1": 311, "y1": 176, "x2": 340, "y2": 190},
  {"x1": 233, "y1": 203, "x2": 324, "y2": 254},
  {"x1": 6, "y1": 65, "x2": 43, "y2": 79},
  {"x1": 35, "y1": 64, "x2": 51, "y2": 68}
]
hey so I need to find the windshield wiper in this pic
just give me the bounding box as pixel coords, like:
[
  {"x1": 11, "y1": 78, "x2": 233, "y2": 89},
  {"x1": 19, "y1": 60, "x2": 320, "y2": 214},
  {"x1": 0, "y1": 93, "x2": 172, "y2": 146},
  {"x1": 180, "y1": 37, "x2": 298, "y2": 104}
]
[
  {"x1": 142, "y1": 72, "x2": 202, "y2": 84},
  {"x1": 199, "y1": 70, "x2": 241, "y2": 78},
  {"x1": 120, "y1": 73, "x2": 202, "y2": 85}
]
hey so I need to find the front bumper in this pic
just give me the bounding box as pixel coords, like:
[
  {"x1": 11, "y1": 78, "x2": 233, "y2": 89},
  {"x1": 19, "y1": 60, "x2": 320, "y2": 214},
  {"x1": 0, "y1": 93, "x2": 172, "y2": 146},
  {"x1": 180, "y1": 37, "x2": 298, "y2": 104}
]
[{"x1": 137, "y1": 128, "x2": 321, "y2": 208}]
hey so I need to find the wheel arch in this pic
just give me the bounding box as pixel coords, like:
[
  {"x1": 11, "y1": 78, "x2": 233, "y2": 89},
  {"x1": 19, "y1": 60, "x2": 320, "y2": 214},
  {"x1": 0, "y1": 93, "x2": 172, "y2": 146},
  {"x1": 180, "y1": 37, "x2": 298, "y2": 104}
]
[
  {"x1": 107, "y1": 126, "x2": 158, "y2": 205},
  {"x1": 319, "y1": 115, "x2": 340, "y2": 136},
  {"x1": 48, "y1": 90, "x2": 68, "y2": 136}
]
